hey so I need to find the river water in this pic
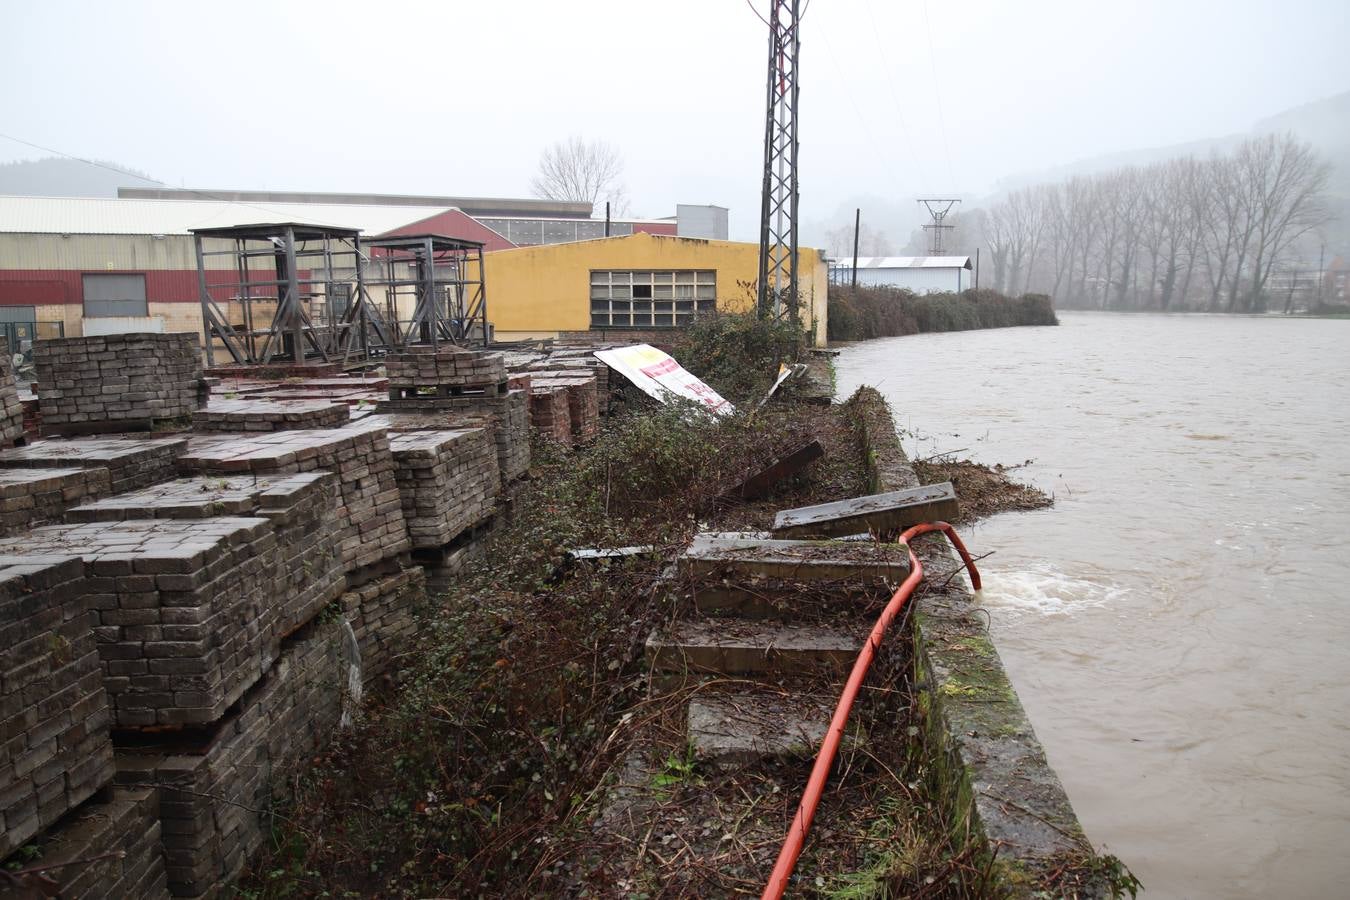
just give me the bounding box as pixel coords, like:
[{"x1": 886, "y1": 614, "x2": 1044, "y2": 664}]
[{"x1": 834, "y1": 311, "x2": 1350, "y2": 900}]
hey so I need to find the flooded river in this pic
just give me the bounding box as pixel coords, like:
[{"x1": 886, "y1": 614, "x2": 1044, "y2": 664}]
[{"x1": 834, "y1": 311, "x2": 1350, "y2": 900}]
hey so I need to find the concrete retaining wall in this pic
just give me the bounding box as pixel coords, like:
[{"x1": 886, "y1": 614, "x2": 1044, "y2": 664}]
[{"x1": 845, "y1": 385, "x2": 1112, "y2": 894}]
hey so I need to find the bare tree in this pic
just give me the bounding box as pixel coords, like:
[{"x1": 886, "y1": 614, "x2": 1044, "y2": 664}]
[{"x1": 530, "y1": 137, "x2": 628, "y2": 215}]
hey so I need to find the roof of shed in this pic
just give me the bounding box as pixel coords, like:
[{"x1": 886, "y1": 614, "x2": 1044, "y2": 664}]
[
  {"x1": 0, "y1": 195, "x2": 459, "y2": 236},
  {"x1": 834, "y1": 256, "x2": 972, "y2": 270}
]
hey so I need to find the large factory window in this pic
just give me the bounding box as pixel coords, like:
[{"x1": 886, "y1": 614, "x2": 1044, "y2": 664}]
[
  {"x1": 81, "y1": 273, "x2": 148, "y2": 318},
  {"x1": 590, "y1": 270, "x2": 715, "y2": 327}
]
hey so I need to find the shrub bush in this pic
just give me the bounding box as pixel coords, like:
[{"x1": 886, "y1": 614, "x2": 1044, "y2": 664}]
[{"x1": 828, "y1": 285, "x2": 1058, "y2": 341}]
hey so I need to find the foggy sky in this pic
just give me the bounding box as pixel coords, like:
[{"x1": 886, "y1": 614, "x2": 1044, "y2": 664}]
[{"x1": 3, "y1": 0, "x2": 1348, "y2": 242}]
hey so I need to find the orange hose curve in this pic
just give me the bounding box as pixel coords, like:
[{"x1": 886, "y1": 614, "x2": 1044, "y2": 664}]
[{"x1": 761, "y1": 521, "x2": 982, "y2": 900}]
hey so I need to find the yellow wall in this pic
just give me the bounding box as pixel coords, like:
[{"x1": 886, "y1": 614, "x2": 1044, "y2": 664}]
[{"x1": 483, "y1": 233, "x2": 828, "y2": 346}]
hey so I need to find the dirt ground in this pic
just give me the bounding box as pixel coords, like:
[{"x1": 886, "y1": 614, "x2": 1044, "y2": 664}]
[{"x1": 914, "y1": 457, "x2": 1052, "y2": 524}]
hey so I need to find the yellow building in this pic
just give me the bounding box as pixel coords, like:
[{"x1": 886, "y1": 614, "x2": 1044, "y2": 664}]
[{"x1": 483, "y1": 233, "x2": 829, "y2": 346}]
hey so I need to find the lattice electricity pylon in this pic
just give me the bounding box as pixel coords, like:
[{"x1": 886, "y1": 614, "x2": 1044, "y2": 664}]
[
  {"x1": 756, "y1": 0, "x2": 802, "y2": 323},
  {"x1": 918, "y1": 198, "x2": 961, "y2": 255}
]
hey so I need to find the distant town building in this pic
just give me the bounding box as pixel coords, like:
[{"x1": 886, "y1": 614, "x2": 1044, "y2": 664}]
[{"x1": 829, "y1": 256, "x2": 973, "y2": 294}]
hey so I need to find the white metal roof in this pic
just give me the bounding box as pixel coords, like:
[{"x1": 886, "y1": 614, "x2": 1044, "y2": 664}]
[
  {"x1": 0, "y1": 196, "x2": 457, "y2": 236},
  {"x1": 835, "y1": 256, "x2": 972, "y2": 270}
]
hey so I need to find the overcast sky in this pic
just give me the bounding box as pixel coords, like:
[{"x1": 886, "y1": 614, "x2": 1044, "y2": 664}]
[{"x1": 2, "y1": 0, "x2": 1348, "y2": 241}]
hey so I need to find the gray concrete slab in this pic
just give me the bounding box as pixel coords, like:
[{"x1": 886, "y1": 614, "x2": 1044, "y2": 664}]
[
  {"x1": 646, "y1": 619, "x2": 863, "y2": 677},
  {"x1": 680, "y1": 532, "x2": 909, "y2": 583},
  {"x1": 687, "y1": 691, "x2": 833, "y2": 768},
  {"x1": 771, "y1": 482, "x2": 958, "y2": 539}
]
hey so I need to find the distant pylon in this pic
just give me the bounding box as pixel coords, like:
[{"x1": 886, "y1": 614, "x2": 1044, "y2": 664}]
[
  {"x1": 918, "y1": 198, "x2": 960, "y2": 255},
  {"x1": 756, "y1": 0, "x2": 802, "y2": 322}
]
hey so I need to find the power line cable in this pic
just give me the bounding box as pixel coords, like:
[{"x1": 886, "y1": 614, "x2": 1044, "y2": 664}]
[
  {"x1": 920, "y1": 0, "x2": 957, "y2": 190},
  {"x1": 862, "y1": 0, "x2": 929, "y2": 188}
]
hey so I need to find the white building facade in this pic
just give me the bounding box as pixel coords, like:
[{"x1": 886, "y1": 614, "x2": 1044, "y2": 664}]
[{"x1": 830, "y1": 256, "x2": 973, "y2": 293}]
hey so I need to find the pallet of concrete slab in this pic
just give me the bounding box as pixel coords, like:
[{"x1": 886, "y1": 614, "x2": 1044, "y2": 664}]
[
  {"x1": 114, "y1": 608, "x2": 355, "y2": 898},
  {"x1": 0, "y1": 466, "x2": 108, "y2": 537},
  {"x1": 0, "y1": 338, "x2": 25, "y2": 448},
  {"x1": 528, "y1": 372, "x2": 600, "y2": 443},
  {"x1": 35, "y1": 333, "x2": 204, "y2": 436},
  {"x1": 0, "y1": 435, "x2": 188, "y2": 495},
  {"x1": 385, "y1": 346, "x2": 508, "y2": 400},
  {"x1": 526, "y1": 358, "x2": 611, "y2": 412},
  {"x1": 0, "y1": 518, "x2": 282, "y2": 729},
  {"x1": 176, "y1": 425, "x2": 410, "y2": 579},
  {"x1": 373, "y1": 390, "x2": 531, "y2": 483},
  {"x1": 66, "y1": 472, "x2": 346, "y2": 642},
  {"x1": 0, "y1": 555, "x2": 115, "y2": 858},
  {"x1": 342, "y1": 565, "x2": 428, "y2": 680},
  {"x1": 387, "y1": 429, "x2": 499, "y2": 551},
  {"x1": 0, "y1": 786, "x2": 169, "y2": 899},
  {"x1": 528, "y1": 384, "x2": 573, "y2": 445},
  {"x1": 771, "y1": 481, "x2": 959, "y2": 539},
  {"x1": 193, "y1": 397, "x2": 352, "y2": 432}
]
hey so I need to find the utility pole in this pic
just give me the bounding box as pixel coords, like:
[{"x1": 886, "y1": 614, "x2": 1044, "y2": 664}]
[
  {"x1": 756, "y1": 0, "x2": 802, "y2": 322},
  {"x1": 851, "y1": 207, "x2": 860, "y2": 289},
  {"x1": 917, "y1": 198, "x2": 960, "y2": 256}
]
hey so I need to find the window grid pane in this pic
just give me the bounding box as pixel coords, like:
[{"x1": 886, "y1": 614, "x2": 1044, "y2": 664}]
[{"x1": 589, "y1": 270, "x2": 716, "y2": 327}]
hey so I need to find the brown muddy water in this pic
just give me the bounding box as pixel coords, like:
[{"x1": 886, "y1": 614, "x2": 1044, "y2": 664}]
[{"x1": 835, "y1": 311, "x2": 1350, "y2": 900}]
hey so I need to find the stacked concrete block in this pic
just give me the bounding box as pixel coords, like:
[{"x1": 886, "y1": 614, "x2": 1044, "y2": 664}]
[
  {"x1": 375, "y1": 388, "x2": 531, "y2": 485},
  {"x1": 65, "y1": 473, "x2": 345, "y2": 643},
  {"x1": 0, "y1": 467, "x2": 109, "y2": 537},
  {"x1": 341, "y1": 566, "x2": 428, "y2": 679},
  {"x1": 0, "y1": 555, "x2": 114, "y2": 858},
  {"x1": 0, "y1": 436, "x2": 188, "y2": 495},
  {"x1": 176, "y1": 424, "x2": 410, "y2": 578},
  {"x1": 529, "y1": 385, "x2": 573, "y2": 445},
  {"x1": 528, "y1": 357, "x2": 611, "y2": 412},
  {"x1": 0, "y1": 786, "x2": 168, "y2": 900},
  {"x1": 35, "y1": 333, "x2": 203, "y2": 435},
  {"x1": 385, "y1": 346, "x2": 507, "y2": 398},
  {"x1": 193, "y1": 398, "x2": 350, "y2": 432},
  {"x1": 0, "y1": 518, "x2": 281, "y2": 729},
  {"x1": 388, "y1": 429, "x2": 498, "y2": 550},
  {"x1": 0, "y1": 338, "x2": 24, "y2": 448},
  {"x1": 115, "y1": 614, "x2": 350, "y2": 897},
  {"x1": 532, "y1": 373, "x2": 600, "y2": 443}
]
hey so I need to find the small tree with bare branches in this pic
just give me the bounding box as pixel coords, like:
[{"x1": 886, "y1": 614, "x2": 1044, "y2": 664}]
[{"x1": 531, "y1": 137, "x2": 628, "y2": 216}]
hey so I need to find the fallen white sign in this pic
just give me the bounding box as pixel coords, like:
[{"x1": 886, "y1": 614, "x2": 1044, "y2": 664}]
[{"x1": 593, "y1": 344, "x2": 734, "y2": 416}]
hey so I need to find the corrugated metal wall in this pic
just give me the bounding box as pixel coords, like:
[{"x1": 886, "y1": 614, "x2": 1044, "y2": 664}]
[{"x1": 855, "y1": 266, "x2": 964, "y2": 293}]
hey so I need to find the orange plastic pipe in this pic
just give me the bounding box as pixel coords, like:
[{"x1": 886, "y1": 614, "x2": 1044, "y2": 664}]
[{"x1": 762, "y1": 521, "x2": 982, "y2": 900}]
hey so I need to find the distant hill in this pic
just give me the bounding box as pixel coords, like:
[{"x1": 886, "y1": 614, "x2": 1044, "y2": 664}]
[
  {"x1": 986, "y1": 89, "x2": 1350, "y2": 255},
  {"x1": 0, "y1": 157, "x2": 155, "y2": 197},
  {"x1": 992, "y1": 90, "x2": 1350, "y2": 193}
]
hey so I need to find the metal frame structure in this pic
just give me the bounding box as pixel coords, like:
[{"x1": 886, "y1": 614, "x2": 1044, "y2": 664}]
[
  {"x1": 193, "y1": 223, "x2": 388, "y2": 366},
  {"x1": 756, "y1": 0, "x2": 802, "y2": 323},
  {"x1": 362, "y1": 234, "x2": 489, "y2": 348}
]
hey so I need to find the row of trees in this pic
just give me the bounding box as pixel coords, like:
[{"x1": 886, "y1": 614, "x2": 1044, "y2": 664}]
[{"x1": 962, "y1": 134, "x2": 1333, "y2": 312}]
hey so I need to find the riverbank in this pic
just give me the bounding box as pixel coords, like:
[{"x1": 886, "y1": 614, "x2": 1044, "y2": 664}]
[
  {"x1": 828, "y1": 286, "x2": 1058, "y2": 342},
  {"x1": 240, "y1": 318, "x2": 1132, "y2": 898}
]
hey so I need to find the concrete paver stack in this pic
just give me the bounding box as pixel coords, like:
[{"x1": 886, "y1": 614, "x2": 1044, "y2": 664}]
[{"x1": 34, "y1": 333, "x2": 204, "y2": 435}]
